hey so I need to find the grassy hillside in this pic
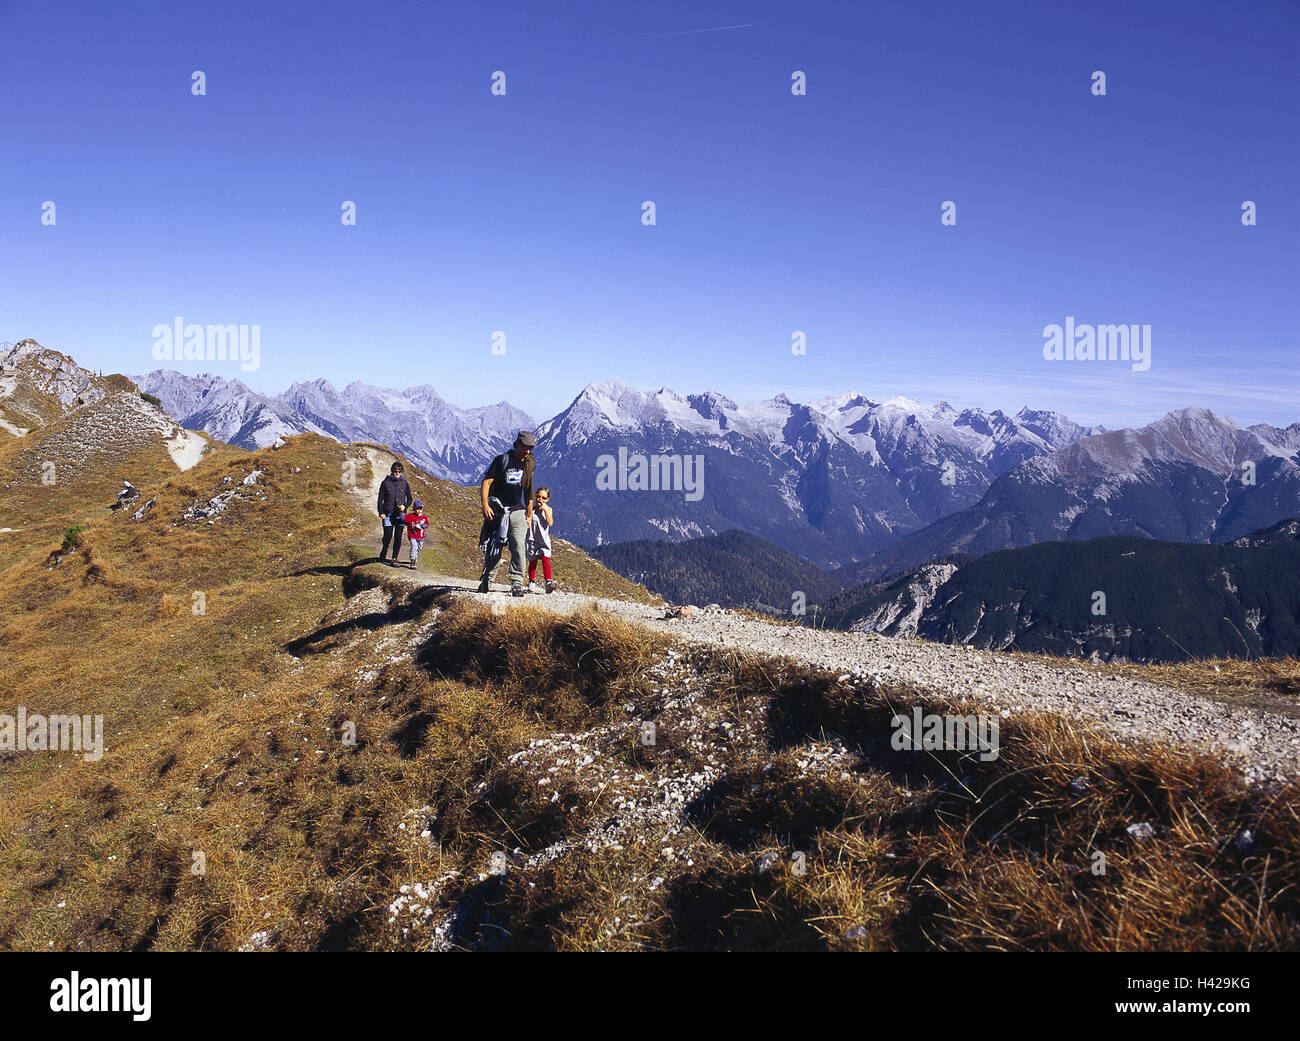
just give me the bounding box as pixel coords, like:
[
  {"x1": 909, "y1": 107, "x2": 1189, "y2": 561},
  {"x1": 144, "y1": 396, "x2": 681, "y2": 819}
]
[
  {"x1": 4, "y1": 577, "x2": 1297, "y2": 950},
  {"x1": 1, "y1": 406, "x2": 1296, "y2": 951},
  {"x1": 591, "y1": 528, "x2": 841, "y2": 611},
  {"x1": 0, "y1": 417, "x2": 656, "y2": 950}
]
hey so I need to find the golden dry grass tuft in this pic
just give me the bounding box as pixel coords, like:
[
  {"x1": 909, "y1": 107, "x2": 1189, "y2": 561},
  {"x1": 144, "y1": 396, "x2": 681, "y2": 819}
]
[{"x1": 419, "y1": 599, "x2": 666, "y2": 728}]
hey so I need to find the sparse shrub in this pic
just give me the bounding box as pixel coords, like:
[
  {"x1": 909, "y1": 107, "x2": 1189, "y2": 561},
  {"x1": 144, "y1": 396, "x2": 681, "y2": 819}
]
[{"x1": 60, "y1": 524, "x2": 87, "y2": 552}]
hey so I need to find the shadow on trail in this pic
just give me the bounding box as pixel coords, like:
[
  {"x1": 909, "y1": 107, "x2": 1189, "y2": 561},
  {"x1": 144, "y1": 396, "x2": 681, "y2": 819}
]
[
  {"x1": 283, "y1": 557, "x2": 399, "y2": 597},
  {"x1": 283, "y1": 555, "x2": 487, "y2": 597},
  {"x1": 283, "y1": 573, "x2": 470, "y2": 656}
]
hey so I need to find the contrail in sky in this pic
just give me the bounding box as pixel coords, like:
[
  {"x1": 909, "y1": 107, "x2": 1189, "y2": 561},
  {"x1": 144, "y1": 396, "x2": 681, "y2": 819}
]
[{"x1": 643, "y1": 23, "x2": 753, "y2": 39}]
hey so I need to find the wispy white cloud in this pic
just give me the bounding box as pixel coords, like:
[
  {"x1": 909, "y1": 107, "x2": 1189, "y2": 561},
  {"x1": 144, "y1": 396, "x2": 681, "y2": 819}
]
[{"x1": 642, "y1": 23, "x2": 753, "y2": 40}]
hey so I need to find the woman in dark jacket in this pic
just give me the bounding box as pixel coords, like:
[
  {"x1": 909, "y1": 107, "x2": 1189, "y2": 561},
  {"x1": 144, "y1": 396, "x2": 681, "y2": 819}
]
[{"x1": 377, "y1": 461, "x2": 413, "y2": 564}]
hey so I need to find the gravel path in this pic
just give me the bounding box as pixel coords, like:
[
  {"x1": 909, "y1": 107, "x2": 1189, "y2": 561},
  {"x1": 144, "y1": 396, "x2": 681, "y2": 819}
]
[{"x1": 385, "y1": 567, "x2": 1300, "y2": 785}]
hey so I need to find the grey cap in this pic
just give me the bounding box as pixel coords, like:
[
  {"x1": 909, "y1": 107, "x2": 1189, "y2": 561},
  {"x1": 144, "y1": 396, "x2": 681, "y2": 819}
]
[{"x1": 515, "y1": 430, "x2": 536, "y2": 448}]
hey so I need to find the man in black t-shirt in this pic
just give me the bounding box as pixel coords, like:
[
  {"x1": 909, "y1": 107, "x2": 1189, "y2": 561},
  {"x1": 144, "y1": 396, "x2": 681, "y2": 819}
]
[{"x1": 478, "y1": 431, "x2": 535, "y2": 595}]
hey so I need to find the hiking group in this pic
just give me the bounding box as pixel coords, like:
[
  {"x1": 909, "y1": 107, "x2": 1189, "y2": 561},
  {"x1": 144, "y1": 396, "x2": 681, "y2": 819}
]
[
  {"x1": 376, "y1": 460, "x2": 427, "y2": 570},
  {"x1": 376, "y1": 430, "x2": 556, "y2": 597},
  {"x1": 477, "y1": 430, "x2": 555, "y2": 597}
]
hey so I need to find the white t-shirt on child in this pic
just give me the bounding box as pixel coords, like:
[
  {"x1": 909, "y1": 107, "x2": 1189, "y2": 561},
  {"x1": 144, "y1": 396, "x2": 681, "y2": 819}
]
[{"x1": 527, "y1": 512, "x2": 552, "y2": 557}]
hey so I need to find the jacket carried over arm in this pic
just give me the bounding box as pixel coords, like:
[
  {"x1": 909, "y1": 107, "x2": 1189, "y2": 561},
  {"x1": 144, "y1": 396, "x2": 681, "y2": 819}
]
[{"x1": 478, "y1": 497, "x2": 510, "y2": 555}]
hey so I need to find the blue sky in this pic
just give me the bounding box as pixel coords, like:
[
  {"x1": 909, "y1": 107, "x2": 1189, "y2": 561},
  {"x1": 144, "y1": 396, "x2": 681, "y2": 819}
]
[{"x1": 2, "y1": 0, "x2": 1296, "y2": 428}]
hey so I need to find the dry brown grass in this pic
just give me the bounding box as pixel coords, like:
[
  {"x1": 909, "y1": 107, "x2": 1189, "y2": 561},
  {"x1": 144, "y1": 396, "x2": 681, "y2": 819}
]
[
  {"x1": 718, "y1": 659, "x2": 1300, "y2": 951},
  {"x1": 3, "y1": 575, "x2": 1296, "y2": 950},
  {"x1": 419, "y1": 599, "x2": 665, "y2": 726},
  {"x1": 0, "y1": 434, "x2": 379, "y2": 949},
  {"x1": 0, "y1": 427, "x2": 662, "y2": 950},
  {"x1": 411, "y1": 643, "x2": 1300, "y2": 952},
  {"x1": 1, "y1": 418, "x2": 1295, "y2": 951}
]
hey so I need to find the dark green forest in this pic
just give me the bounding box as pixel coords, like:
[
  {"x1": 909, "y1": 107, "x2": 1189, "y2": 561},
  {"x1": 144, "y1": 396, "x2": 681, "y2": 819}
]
[{"x1": 592, "y1": 528, "x2": 842, "y2": 612}]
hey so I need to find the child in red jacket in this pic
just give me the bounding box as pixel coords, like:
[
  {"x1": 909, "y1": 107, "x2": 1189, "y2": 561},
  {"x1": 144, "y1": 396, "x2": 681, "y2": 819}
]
[{"x1": 403, "y1": 501, "x2": 429, "y2": 570}]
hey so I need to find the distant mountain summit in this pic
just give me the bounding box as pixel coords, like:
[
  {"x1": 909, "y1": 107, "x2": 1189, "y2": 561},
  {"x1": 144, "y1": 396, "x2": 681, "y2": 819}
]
[
  {"x1": 845, "y1": 407, "x2": 1300, "y2": 583},
  {"x1": 279, "y1": 378, "x2": 534, "y2": 483},
  {"x1": 536, "y1": 378, "x2": 1102, "y2": 568},
  {"x1": 1, "y1": 339, "x2": 132, "y2": 438},
  {"x1": 135, "y1": 370, "x2": 534, "y2": 482},
  {"x1": 0, "y1": 341, "x2": 208, "y2": 516},
  {"x1": 134, "y1": 371, "x2": 323, "y2": 453}
]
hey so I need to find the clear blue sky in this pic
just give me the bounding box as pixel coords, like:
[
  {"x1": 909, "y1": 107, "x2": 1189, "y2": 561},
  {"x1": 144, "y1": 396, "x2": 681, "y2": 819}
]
[{"x1": 2, "y1": 0, "x2": 1296, "y2": 428}]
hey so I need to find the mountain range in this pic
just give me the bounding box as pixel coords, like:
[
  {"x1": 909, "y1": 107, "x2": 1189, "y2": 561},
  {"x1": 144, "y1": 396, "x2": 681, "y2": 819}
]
[
  {"x1": 135, "y1": 369, "x2": 534, "y2": 483},
  {"x1": 533, "y1": 380, "x2": 1102, "y2": 568},
  {"x1": 815, "y1": 518, "x2": 1300, "y2": 663},
  {"x1": 840, "y1": 408, "x2": 1300, "y2": 584},
  {"x1": 131, "y1": 369, "x2": 1112, "y2": 569},
  {"x1": 15, "y1": 346, "x2": 1300, "y2": 581}
]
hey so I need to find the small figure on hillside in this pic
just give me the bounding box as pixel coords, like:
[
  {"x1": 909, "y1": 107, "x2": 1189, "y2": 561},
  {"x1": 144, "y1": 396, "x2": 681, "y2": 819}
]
[
  {"x1": 526, "y1": 487, "x2": 555, "y2": 593},
  {"x1": 404, "y1": 500, "x2": 429, "y2": 570},
  {"x1": 477, "y1": 431, "x2": 535, "y2": 596},
  {"x1": 377, "y1": 461, "x2": 413, "y2": 566},
  {"x1": 112, "y1": 480, "x2": 139, "y2": 509}
]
